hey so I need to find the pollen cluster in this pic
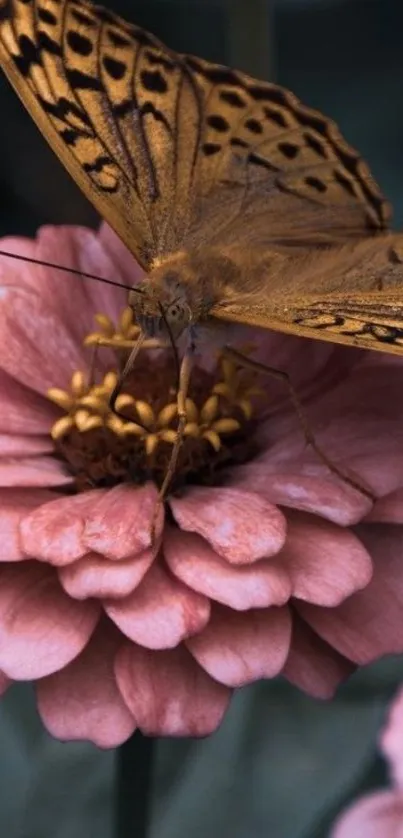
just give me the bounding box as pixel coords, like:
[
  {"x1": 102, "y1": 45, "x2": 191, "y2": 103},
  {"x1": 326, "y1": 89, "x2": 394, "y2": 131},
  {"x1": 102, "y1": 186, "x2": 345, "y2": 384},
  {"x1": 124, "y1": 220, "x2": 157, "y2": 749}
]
[{"x1": 47, "y1": 308, "x2": 262, "y2": 493}]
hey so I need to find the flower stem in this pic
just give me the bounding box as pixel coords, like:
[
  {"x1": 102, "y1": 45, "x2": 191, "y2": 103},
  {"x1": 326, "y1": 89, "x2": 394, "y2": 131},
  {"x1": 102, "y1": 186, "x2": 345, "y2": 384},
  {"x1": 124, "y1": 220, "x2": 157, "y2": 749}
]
[{"x1": 115, "y1": 731, "x2": 154, "y2": 838}]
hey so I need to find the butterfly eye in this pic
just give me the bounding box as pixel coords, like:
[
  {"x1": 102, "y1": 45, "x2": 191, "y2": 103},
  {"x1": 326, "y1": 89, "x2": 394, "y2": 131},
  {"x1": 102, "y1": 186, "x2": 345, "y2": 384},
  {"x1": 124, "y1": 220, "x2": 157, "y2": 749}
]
[{"x1": 166, "y1": 302, "x2": 189, "y2": 332}]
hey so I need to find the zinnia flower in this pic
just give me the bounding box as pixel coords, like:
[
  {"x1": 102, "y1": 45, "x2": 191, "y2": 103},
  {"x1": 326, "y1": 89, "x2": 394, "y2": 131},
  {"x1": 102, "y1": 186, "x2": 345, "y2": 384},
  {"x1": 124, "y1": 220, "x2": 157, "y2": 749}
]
[
  {"x1": 1, "y1": 222, "x2": 403, "y2": 747},
  {"x1": 331, "y1": 685, "x2": 403, "y2": 837}
]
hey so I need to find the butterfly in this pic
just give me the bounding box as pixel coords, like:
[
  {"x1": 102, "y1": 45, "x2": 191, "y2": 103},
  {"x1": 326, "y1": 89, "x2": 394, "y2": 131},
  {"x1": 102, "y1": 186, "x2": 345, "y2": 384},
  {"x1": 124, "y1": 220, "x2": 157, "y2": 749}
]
[{"x1": 0, "y1": 0, "x2": 402, "y2": 499}]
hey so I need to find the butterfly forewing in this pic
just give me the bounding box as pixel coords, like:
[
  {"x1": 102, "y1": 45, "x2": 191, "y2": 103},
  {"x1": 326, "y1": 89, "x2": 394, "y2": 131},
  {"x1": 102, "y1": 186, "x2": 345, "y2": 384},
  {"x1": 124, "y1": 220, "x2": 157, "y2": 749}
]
[{"x1": 1, "y1": 0, "x2": 403, "y2": 358}]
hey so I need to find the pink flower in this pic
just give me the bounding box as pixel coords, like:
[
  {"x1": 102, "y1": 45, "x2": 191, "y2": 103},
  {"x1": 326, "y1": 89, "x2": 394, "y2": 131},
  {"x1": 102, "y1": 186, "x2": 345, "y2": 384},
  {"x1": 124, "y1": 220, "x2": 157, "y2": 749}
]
[
  {"x1": 331, "y1": 687, "x2": 403, "y2": 837},
  {"x1": 1, "y1": 222, "x2": 403, "y2": 747}
]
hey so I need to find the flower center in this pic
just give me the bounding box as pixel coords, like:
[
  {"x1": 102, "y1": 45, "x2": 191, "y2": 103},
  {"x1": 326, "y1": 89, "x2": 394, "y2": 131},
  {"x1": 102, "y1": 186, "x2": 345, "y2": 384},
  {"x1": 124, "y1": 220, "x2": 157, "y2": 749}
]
[{"x1": 48, "y1": 308, "x2": 264, "y2": 494}]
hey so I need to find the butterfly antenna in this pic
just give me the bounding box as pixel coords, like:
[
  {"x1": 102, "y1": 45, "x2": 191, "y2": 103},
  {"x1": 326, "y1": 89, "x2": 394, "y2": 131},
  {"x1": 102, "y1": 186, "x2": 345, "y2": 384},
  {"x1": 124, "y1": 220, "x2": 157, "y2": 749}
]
[
  {"x1": 157, "y1": 301, "x2": 180, "y2": 388},
  {"x1": 0, "y1": 248, "x2": 144, "y2": 295}
]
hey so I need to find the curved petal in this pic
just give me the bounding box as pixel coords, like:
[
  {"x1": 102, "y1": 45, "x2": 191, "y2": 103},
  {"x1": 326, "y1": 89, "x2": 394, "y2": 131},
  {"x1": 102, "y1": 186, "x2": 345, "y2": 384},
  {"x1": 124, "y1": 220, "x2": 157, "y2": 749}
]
[
  {"x1": 83, "y1": 483, "x2": 163, "y2": 559},
  {"x1": 283, "y1": 615, "x2": 355, "y2": 699},
  {"x1": 279, "y1": 511, "x2": 373, "y2": 606},
  {"x1": 366, "y1": 489, "x2": 403, "y2": 524},
  {"x1": 0, "y1": 368, "x2": 58, "y2": 435},
  {"x1": 187, "y1": 604, "x2": 292, "y2": 687},
  {"x1": 20, "y1": 490, "x2": 106, "y2": 564},
  {"x1": 59, "y1": 546, "x2": 157, "y2": 600},
  {"x1": 0, "y1": 434, "x2": 54, "y2": 457},
  {"x1": 36, "y1": 621, "x2": 135, "y2": 748},
  {"x1": 0, "y1": 456, "x2": 72, "y2": 489},
  {"x1": 164, "y1": 528, "x2": 291, "y2": 610},
  {"x1": 99, "y1": 223, "x2": 144, "y2": 288},
  {"x1": 0, "y1": 562, "x2": 100, "y2": 679},
  {"x1": 115, "y1": 642, "x2": 230, "y2": 737},
  {"x1": 105, "y1": 562, "x2": 210, "y2": 649},
  {"x1": 0, "y1": 285, "x2": 88, "y2": 394},
  {"x1": 0, "y1": 488, "x2": 59, "y2": 561},
  {"x1": 331, "y1": 791, "x2": 403, "y2": 838},
  {"x1": 297, "y1": 525, "x2": 403, "y2": 664},
  {"x1": 170, "y1": 486, "x2": 286, "y2": 564},
  {"x1": 232, "y1": 462, "x2": 372, "y2": 526}
]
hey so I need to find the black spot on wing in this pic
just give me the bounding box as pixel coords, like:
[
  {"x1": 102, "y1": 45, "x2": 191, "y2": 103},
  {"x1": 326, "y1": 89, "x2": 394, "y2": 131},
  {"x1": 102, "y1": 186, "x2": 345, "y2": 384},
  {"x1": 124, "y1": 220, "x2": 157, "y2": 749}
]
[
  {"x1": 106, "y1": 28, "x2": 131, "y2": 48},
  {"x1": 305, "y1": 175, "x2": 327, "y2": 193},
  {"x1": 219, "y1": 89, "x2": 246, "y2": 108},
  {"x1": 203, "y1": 142, "x2": 221, "y2": 156},
  {"x1": 83, "y1": 155, "x2": 114, "y2": 173},
  {"x1": 264, "y1": 107, "x2": 287, "y2": 128},
  {"x1": 39, "y1": 94, "x2": 92, "y2": 126},
  {"x1": 278, "y1": 142, "x2": 299, "y2": 160},
  {"x1": 245, "y1": 118, "x2": 263, "y2": 134},
  {"x1": 38, "y1": 31, "x2": 62, "y2": 56},
  {"x1": 207, "y1": 114, "x2": 229, "y2": 132},
  {"x1": 103, "y1": 55, "x2": 126, "y2": 80},
  {"x1": 13, "y1": 34, "x2": 40, "y2": 76},
  {"x1": 37, "y1": 7, "x2": 57, "y2": 25},
  {"x1": 140, "y1": 69, "x2": 167, "y2": 93},
  {"x1": 71, "y1": 8, "x2": 96, "y2": 27},
  {"x1": 66, "y1": 68, "x2": 103, "y2": 91},
  {"x1": 66, "y1": 30, "x2": 93, "y2": 57}
]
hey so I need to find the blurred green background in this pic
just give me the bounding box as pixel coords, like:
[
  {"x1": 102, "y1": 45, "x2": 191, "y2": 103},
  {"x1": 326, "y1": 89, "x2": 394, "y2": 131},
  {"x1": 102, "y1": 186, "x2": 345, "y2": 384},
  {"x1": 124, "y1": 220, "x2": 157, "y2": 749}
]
[{"x1": 0, "y1": 2, "x2": 402, "y2": 837}]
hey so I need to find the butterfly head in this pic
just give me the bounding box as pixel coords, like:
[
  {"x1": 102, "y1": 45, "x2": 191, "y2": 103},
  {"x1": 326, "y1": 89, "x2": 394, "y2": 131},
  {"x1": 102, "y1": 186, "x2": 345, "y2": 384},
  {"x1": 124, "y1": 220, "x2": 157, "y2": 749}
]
[{"x1": 128, "y1": 255, "x2": 202, "y2": 342}]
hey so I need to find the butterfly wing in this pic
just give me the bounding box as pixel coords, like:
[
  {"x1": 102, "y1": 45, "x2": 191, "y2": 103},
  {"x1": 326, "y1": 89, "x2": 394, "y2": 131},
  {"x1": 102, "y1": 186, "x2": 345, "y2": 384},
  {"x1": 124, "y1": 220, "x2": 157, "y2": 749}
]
[
  {"x1": 0, "y1": 0, "x2": 390, "y2": 276},
  {"x1": 210, "y1": 234, "x2": 403, "y2": 354},
  {"x1": 0, "y1": 0, "x2": 205, "y2": 268}
]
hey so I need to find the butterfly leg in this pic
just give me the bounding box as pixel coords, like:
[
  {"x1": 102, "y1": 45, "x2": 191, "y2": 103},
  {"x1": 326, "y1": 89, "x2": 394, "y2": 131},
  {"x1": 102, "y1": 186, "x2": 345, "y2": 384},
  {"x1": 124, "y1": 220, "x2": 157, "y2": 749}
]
[
  {"x1": 222, "y1": 345, "x2": 375, "y2": 502},
  {"x1": 158, "y1": 328, "x2": 196, "y2": 502}
]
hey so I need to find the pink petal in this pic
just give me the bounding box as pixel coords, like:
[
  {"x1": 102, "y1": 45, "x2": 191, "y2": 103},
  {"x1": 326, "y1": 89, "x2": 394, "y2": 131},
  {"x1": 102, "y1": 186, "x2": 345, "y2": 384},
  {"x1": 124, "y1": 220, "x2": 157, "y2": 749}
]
[
  {"x1": 0, "y1": 368, "x2": 58, "y2": 435},
  {"x1": 48, "y1": 225, "x2": 127, "y2": 325},
  {"x1": 105, "y1": 562, "x2": 210, "y2": 649},
  {"x1": 331, "y1": 791, "x2": 403, "y2": 838},
  {"x1": 0, "y1": 456, "x2": 72, "y2": 488},
  {"x1": 0, "y1": 285, "x2": 87, "y2": 394},
  {"x1": 233, "y1": 462, "x2": 372, "y2": 526},
  {"x1": 297, "y1": 525, "x2": 403, "y2": 664},
  {"x1": 36, "y1": 621, "x2": 135, "y2": 748},
  {"x1": 366, "y1": 489, "x2": 403, "y2": 524},
  {"x1": 187, "y1": 604, "x2": 292, "y2": 687},
  {"x1": 279, "y1": 511, "x2": 373, "y2": 605},
  {"x1": 99, "y1": 223, "x2": 144, "y2": 288},
  {"x1": 0, "y1": 562, "x2": 100, "y2": 678},
  {"x1": 164, "y1": 528, "x2": 291, "y2": 610},
  {"x1": 20, "y1": 490, "x2": 106, "y2": 564},
  {"x1": 283, "y1": 615, "x2": 355, "y2": 698},
  {"x1": 381, "y1": 686, "x2": 403, "y2": 789},
  {"x1": 0, "y1": 488, "x2": 58, "y2": 561},
  {"x1": 170, "y1": 486, "x2": 286, "y2": 564},
  {"x1": 59, "y1": 546, "x2": 157, "y2": 600},
  {"x1": 115, "y1": 642, "x2": 230, "y2": 736},
  {"x1": 0, "y1": 434, "x2": 54, "y2": 457},
  {"x1": 83, "y1": 483, "x2": 163, "y2": 559}
]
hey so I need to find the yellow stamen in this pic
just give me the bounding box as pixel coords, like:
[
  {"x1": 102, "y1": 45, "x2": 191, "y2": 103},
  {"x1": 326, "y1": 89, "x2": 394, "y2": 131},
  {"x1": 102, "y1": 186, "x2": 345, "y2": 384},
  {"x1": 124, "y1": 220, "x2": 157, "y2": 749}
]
[
  {"x1": 157, "y1": 403, "x2": 178, "y2": 427},
  {"x1": 135, "y1": 400, "x2": 155, "y2": 427},
  {"x1": 200, "y1": 395, "x2": 219, "y2": 424},
  {"x1": 145, "y1": 434, "x2": 159, "y2": 456},
  {"x1": 203, "y1": 430, "x2": 222, "y2": 452},
  {"x1": 211, "y1": 418, "x2": 241, "y2": 434},
  {"x1": 51, "y1": 416, "x2": 74, "y2": 440},
  {"x1": 47, "y1": 388, "x2": 73, "y2": 410}
]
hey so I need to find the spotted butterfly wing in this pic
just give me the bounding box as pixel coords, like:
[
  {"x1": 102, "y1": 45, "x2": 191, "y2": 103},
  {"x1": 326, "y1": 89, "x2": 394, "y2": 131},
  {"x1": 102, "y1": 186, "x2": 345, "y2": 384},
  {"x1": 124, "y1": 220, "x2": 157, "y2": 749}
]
[{"x1": 1, "y1": 0, "x2": 403, "y2": 355}]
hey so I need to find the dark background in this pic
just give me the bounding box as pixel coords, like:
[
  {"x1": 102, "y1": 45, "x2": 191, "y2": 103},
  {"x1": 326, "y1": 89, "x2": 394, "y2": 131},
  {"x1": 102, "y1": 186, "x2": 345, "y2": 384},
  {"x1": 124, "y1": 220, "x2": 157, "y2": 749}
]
[{"x1": 0, "y1": 2, "x2": 402, "y2": 837}]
